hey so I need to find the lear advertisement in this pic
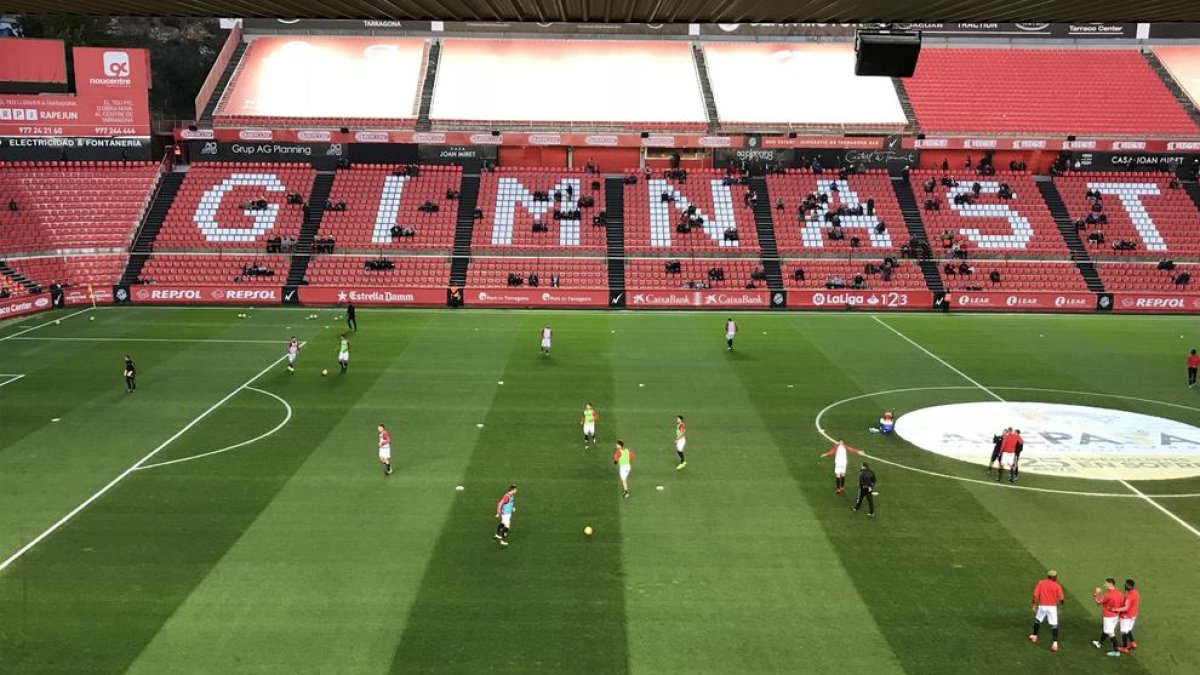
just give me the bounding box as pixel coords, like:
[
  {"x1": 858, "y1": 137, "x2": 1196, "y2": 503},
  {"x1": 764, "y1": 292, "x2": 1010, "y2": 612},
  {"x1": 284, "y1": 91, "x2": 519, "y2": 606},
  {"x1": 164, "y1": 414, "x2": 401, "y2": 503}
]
[
  {"x1": 471, "y1": 289, "x2": 608, "y2": 307},
  {"x1": 130, "y1": 285, "x2": 280, "y2": 305},
  {"x1": 0, "y1": 293, "x2": 52, "y2": 321},
  {"x1": 626, "y1": 290, "x2": 770, "y2": 308},
  {"x1": 790, "y1": 289, "x2": 932, "y2": 309},
  {"x1": 953, "y1": 291, "x2": 1095, "y2": 311},
  {"x1": 298, "y1": 287, "x2": 445, "y2": 306},
  {"x1": 1115, "y1": 294, "x2": 1200, "y2": 313}
]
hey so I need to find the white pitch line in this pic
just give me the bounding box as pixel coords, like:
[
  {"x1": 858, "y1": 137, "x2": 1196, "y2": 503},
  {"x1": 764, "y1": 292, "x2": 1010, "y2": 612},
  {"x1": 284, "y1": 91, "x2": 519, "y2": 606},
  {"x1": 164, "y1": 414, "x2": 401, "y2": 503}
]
[
  {"x1": 0, "y1": 373, "x2": 26, "y2": 389},
  {"x1": 869, "y1": 318, "x2": 1200, "y2": 538},
  {"x1": 7, "y1": 336, "x2": 286, "y2": 345},
  {"x1": 871, "y1": 316, "x2": 1004, "y2": 402},
  {"x1": 134, "y1": 387, "x2": 292, "y2": 471},
  {"x1": 1119, "y1": 479, "x2": 1200, "y2": 538},
  {"x1": 0, "y1": 307, "x2": 93, "y2": 342},
  {"x1": 0, "y1": 343, "x2": 304, "y2": 574}
]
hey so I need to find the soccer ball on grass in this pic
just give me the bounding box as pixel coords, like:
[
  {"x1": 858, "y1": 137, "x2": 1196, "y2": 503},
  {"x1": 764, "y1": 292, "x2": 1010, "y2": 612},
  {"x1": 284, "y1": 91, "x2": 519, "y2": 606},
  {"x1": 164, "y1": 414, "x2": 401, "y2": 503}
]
[
  {"x1": 321, "y1": 369, "x2": 328, "y2": 377},
  {"x1": 583, "y1": 526, "x2": 593, "y2": 537}
]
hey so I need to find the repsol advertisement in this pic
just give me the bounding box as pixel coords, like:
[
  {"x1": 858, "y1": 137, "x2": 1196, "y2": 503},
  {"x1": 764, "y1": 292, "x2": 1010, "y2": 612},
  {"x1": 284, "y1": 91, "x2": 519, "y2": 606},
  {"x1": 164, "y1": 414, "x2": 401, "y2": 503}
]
[
  {"x1": 1071, "y1": 152, "x2": 1199, "y2": 173},
  {"x1": 189, "y1": 140, "x2": 345, "y2": 168},
  {"x1": 0, "y1": 136, "x2": 151, "y2": 161},
  {"x1": 714, "y1": 146, "x2": 919, "y2": 172}
]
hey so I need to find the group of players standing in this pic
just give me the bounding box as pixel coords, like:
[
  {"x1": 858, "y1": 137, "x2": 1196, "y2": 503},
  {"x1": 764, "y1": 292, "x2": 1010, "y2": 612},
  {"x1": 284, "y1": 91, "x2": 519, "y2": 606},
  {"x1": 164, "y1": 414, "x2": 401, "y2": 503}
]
[
  {"x1": 988, "y1": 427, "x2": 1025, "y2": 482},
  {"x1": 1029, "y1": 570, "x2": 1141, "y2": 658}
]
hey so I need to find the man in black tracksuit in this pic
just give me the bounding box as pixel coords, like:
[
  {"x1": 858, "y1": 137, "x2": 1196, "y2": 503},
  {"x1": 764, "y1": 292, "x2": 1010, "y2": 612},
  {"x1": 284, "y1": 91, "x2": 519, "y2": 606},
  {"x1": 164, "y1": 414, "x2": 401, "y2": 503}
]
[
  {"x1": 124, "y1": 354, "x2": 136, "y2": 393},
  {"x1": 853, "y1": 462, "x2": 877, "y2": 517},
  {"x1": 988, "y1": 427, "x2": 1010, "y2": 473},
  {"x1": 346, "y1": 301, "x2": 357, "y2": 332}
]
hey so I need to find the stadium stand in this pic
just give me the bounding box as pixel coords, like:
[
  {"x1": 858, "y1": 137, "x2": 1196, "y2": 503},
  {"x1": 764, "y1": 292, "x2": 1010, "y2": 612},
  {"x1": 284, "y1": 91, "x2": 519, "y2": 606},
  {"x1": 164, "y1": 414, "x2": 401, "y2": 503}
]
[
  {"x1": 153, "y1": 163, "x2": 314, "y2": 250},
  {"x1": 703, "y1": 43, "x2": 908, "y2": 130},
  {"x1": 305, "y1": 255, "x2": 451, "y2": 287},
  {"x1": 1153, "y1": 46, "x2": 1200, "y2": 108},
  {"x1": 3, "y1": 255, "x2": 127, "y2": 293},
  {"x1": 213, "y1": 36, "x2": 425, "y2": 126},
  {"x1": 1054, "y1": 171, "x2": 1200, "y2": 258},
  {"x1": 781, "y1": 259, "x2": 926, "y2": 291},
  {"x1": 430, "y1": 40, "x2": 707, "y2": 129},
  {"x1": 910, "y1": 170, "x2": 1070, "y2": 257},
  {"x1": 905, "y1": 49, "x2": 1198, "y2": 134},
  {"x1": 624, "y1": 169, "x2": 759, "y2": 253},
  {"x1": 137, "y1": 163, "x2": 314, "y2": 284},
  {"x1": 767, "y1": 170, "x2": 905, "y2": 254},
  {"x1": 938, "y1": 260, "x2": 1090, "y2": 292},
  {"x1": 1095, "y1": 261, "x2": 1200, "y2": 292},
  {"x1": 625, "y1": 257, "x2": 763, "y2": 291},
  {"x1": 139, "y1": 254, "x2": 290, "y2": 285},
  {"x1": 473, "y1": 168, "x2": 606, "y2": 252},
  {"x1": 465, "y1": 256, "x2": 606, "y2": 289},
  {"x1": 316, "y1": 165, "x2": 461, "y2": 252},
  {"x1": 0, "y1": 162, "x2": 159, "y2": 256}
]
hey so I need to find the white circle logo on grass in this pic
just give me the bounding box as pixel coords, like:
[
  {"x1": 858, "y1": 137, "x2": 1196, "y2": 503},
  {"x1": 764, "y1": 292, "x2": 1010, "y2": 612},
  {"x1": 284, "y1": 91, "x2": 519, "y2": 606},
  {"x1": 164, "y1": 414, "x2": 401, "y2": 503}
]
[{"x1": 895, "y1": 402, "x2": 1200, "y2": 480}]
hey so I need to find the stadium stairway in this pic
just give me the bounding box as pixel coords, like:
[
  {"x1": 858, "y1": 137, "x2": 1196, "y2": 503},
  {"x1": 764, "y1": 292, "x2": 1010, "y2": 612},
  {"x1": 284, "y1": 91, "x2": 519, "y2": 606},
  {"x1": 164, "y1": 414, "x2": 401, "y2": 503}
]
[
  {"x1": 1183, "y1": 179, "x2": 1200, "y2": 213},
  {"x1": 121, "y1": 171, "x2": 185, "y2": 286},
  {"x1": 604, "y1": 176, "x2": 627, "y2": 295},
  {"x1": 449, "y1": 173, "x2": 481, "y2": 287},
  {"x1": 1142, "y1": 50, "x2": 1200, "y2": 128},
  {"x1": 891, "y1": 79, "x2": 919, "y2": 130},
  {"x1": 199, "y1": 42, "x2": 247, "y2": 125},
  {"x1": 285, "y1": 171, "x2": 336, "y2": 287},
  {"x1": 1035, "y1": 177, "x2": 1106, "y2": 293},
  {"x1": 416, "y1": 40, "x2": 441, "y2": 132},
  {"x1": 691, "y1": 44, "x2": 720, "y2": 131},
  {"x1": 0, "y1": 260, "x2": 39, "y2": 294},
  {"x1": 745, "y1": 176, "x2": 785, "y2": 295},
  {"x1": 889, "y1": 171, "x2": 945, "y2": 293}
]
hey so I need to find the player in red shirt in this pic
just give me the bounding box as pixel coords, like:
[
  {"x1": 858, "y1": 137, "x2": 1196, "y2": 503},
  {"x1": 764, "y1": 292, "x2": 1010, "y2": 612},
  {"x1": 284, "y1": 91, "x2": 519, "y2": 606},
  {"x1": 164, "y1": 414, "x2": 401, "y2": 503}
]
[
  {"x1": 377, "y1": 424, "x2": 392, "y2": 476},
  {"x1": 997, "y1": 428, "x2": 1019, "y2": 482},
  {"x1": 1093, "y1": 578, "x2": 1124, "y2": 657},
  {"x1": 1188, "y1": 349, "x2": 1199, "y2": 387},
  {"x1": 1029, "y1": 569, "x2": 1065, "y2": 652},
  {"x1": 1112, "y1": 578, "x2": 1140, "y2": 653}
]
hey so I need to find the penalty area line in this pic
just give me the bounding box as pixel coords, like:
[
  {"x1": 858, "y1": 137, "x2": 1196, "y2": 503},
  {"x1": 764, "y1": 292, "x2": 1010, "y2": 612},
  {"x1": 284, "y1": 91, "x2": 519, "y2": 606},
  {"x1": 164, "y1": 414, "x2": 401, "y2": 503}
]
[{"x1": 0, "y1": 343, "x2": 304, "y2": 574}]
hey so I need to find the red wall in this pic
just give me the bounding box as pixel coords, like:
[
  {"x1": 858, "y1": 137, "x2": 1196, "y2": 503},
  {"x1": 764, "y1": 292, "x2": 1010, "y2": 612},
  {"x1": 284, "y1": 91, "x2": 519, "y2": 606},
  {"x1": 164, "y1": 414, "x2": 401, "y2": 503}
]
[
  {"x1": 498, "y1": 146, "x2": 569, "y2": 167},
  {"x1": 572, "y1": 148, "x2": 641, "y2": 173},
  {"x1": 924, "y1": 149, "x2": 1054, "y2": 174}
]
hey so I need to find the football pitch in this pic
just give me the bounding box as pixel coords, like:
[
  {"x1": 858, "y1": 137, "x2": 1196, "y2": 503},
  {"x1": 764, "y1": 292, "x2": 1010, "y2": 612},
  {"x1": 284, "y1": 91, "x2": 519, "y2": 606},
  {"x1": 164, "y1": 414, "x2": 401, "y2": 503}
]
[{"x1": 1, "y1": 306, "x2": 1199, "y2": 674}]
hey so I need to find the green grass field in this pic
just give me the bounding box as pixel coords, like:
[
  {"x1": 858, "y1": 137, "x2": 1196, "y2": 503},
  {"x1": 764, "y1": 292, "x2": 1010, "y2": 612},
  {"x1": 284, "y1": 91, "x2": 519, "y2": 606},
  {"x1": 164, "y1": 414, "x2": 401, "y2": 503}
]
[{"x1": 1, "y1": 306, "x2": 1199, "y2": 674}]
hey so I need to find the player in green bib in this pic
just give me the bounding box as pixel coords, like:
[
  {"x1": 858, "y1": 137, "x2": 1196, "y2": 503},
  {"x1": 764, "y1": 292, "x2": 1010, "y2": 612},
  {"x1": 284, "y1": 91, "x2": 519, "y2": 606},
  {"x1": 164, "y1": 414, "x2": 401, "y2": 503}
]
[
  {"x1": 581, "y1": 403, "x2": 599, "y2": 449},
  {"x1": 613, "y1": 440, "x2": 635, "y2": 499},
  {"x1": 337, "y1": 335, "x2": 350, "y2": 374}
]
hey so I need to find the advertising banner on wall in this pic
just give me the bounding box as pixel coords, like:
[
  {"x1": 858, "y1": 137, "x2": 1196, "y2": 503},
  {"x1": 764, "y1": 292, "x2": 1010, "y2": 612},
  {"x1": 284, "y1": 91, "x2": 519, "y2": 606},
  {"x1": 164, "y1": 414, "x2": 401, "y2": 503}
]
[
  {"x1": 1072, "y1": 152, "x2": 1197, "y2": 172},
  {"x1": 72, "y1": 47, "x2": 151, "y2": 96},
  {"x1": 189, "y1": 140, "x2": 345, "y2": 164},
  {"x1": 469, "y1": 288, "x2": 609, "y2": 308},
  {"x1": 951, "y1": 291, "x2": 1096, "y2": 312},
  {"x1": 0, "y1": 93, "x2": 151, "y2": 137},
  {"x1": 298, "y1": 286, "x2": 446, "y2": 306},
  {"x1": 0, "y1": 38, "x2": 67, "y2": 85},
  {"x1": 1112, "y1": 293, "x2": 1200, "y2": 313},
  {"x1": 0, "y1": 293, "x2": 53, "y2": 322},
  {"x1": 625, "y1": 289, "x2": 771, "y2": 309},
  {"x1": 127, "y1": 285, "x2": 282, "y2": 305},
  {"x1": 0, "y1": 136, "x2": 152, "y2": 161},
  {"x1": 242, "y1": 18, "x2": 435, "y2": 32},
  {"x1": 788, "y1": 289, "x2": 933, "y2": 310}
]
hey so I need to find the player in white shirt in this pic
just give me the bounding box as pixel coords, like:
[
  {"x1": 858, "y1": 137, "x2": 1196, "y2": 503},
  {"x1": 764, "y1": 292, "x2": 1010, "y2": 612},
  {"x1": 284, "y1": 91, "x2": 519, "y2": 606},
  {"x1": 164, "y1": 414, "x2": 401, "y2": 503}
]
[
  {"x1": 725, "y1": 318, "x2": 737, "y2": 350},
  {"x1": 819, "y1": 440, "x2": 864, "y2": 495},
  {"x1": 540, "y1": 324, "x2": 552, "y2": 356},
  {"x1": 285, "y1": 336, "x2": 300, "y2": 372}
]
